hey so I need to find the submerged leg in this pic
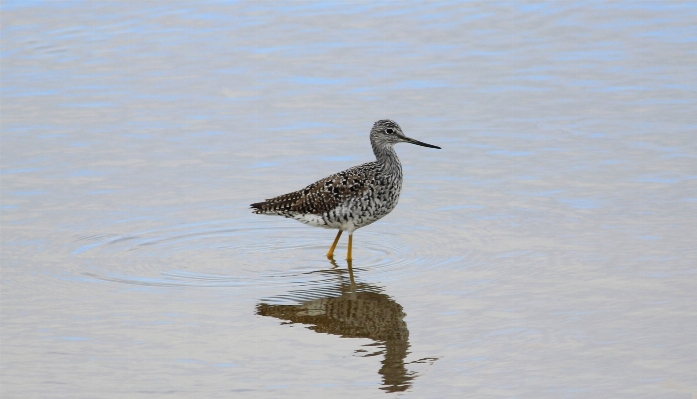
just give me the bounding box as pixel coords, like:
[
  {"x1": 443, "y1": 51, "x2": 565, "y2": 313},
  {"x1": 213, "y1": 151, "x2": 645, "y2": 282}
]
[
  {"x1": 347, "y1": 233, "x2": 353, "y2": 261},
  {"x1": 347, "y1": 259, "x2": 356, "y2": 286},
  {"x1": 346, "y1": 259, "x2": 357, "y2": 300},
  {"x1": 327, "y1": 230, "x2": 343, "y2": 258}
]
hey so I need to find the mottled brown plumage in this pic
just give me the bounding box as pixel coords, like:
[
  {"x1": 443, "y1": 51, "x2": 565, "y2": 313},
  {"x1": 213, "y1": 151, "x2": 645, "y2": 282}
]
[
  {"x1": 251, "y1": 119, "x2": 440, "y2": 259},
  {"x1": 250, "y1": 165, "x2": 375, "y2": 215}
]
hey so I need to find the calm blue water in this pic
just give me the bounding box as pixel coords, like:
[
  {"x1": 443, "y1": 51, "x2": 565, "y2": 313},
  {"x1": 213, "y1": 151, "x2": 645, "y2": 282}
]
[{"x1": 2, "y1": 2, "x2": 696, "y2": 398}]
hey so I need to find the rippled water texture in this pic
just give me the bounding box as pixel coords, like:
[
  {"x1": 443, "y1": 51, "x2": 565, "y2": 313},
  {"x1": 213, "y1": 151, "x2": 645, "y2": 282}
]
[{"x1": 2, "y1": 2, "x2": 696, "y2": 398}]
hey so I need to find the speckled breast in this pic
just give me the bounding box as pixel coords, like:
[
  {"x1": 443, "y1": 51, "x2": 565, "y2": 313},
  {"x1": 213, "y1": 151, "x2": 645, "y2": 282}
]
[{"x1": 323, "y1": 173, "x2": 403, "y2": 231}]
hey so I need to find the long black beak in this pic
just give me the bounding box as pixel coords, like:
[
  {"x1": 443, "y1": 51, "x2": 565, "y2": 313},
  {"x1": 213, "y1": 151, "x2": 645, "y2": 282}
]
[{"x1": 404, "y1": 136, "x2": 441, "y2": 149}]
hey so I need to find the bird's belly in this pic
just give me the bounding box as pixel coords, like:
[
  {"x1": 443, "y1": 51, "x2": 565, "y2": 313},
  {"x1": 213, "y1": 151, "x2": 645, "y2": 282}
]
[
  {"x1": 323, "y1": 196, "x2": 399, "y2": 232},
  {"x1": 287, "y1": 181, "x2": 401, "y2": 233},
  {"x1": 290, "y1": 213, "x2": 330, "y2": 228}
]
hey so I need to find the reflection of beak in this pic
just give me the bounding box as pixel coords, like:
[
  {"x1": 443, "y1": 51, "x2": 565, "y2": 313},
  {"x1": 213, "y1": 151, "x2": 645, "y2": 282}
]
[{"x1": 403, "y1": 136, "x2": 441, "y2": 149}]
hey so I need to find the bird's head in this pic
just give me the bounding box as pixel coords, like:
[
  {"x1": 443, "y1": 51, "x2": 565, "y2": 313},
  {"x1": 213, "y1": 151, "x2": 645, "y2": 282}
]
[{"x1": 370, "y1": 119, "x2": 441, "y2": 149}]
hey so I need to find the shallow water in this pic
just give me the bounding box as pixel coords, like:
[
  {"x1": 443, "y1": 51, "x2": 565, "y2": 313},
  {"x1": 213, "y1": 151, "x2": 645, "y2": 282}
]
[{"x1": 2, "y1": 2, "x2": 696, "y2": 398}]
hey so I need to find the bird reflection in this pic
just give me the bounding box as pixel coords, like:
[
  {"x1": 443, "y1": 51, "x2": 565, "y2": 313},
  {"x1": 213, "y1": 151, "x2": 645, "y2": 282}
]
[{"x1": 256, "y1": 259, "x2": 418, "y2": 393}]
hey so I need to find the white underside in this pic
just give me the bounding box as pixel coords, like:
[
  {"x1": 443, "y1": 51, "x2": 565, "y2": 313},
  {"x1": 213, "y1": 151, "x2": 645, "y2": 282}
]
[
  {"x1": 262, "y1": 196, "x2": 398, "y2": 235},
  {"x1": 291, "y1": 213, "x2": 357, "y2": 234}
]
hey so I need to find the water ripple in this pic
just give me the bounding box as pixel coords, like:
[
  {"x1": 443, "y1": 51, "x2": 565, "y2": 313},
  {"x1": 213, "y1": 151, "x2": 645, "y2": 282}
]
[{"x1": 73, "y1": 218, "x2": 458, "y2": 288}]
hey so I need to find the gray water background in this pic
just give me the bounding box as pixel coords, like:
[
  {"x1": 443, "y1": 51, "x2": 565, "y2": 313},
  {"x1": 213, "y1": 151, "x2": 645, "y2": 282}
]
[{"x1": 2, "y1": 1, "x2": 696, "y2": 398}]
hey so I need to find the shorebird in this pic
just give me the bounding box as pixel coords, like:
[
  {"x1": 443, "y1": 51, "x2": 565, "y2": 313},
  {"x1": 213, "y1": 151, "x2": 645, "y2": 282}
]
[{"x1": 250, "y1": 119, "x2": 440, "y2": 260}]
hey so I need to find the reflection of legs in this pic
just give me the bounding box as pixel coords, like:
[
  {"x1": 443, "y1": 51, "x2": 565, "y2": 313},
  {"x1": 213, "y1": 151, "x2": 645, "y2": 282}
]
[
  {"x1": 327, "y1": 230, "x2": 342, "y2": 258},
  {"x1": 347, "y1": 234, "x2": 353, "y2": 260},
  {"x1": 346, "y1": 258, "x2": 357, "y2": 300},
  {"x1": 347, "y1": 259, "x2": 356, "y2": 286}
]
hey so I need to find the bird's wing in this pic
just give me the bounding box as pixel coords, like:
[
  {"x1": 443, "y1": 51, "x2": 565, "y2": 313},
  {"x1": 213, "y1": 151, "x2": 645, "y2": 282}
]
[{"x1": 251, "y1": 163, "x2": 377, "y2": 215}]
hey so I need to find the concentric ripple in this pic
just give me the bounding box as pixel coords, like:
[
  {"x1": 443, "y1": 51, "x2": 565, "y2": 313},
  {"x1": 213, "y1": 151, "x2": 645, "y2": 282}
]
[{"x1": 73, "y1": 217, "x2": 462, "y2": 289}]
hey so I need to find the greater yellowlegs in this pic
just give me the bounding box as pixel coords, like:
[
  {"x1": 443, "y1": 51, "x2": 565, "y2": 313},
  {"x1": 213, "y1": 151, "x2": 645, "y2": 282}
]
[{"x1": 250, "y1": 119, "x2": 440, "y2": 260}]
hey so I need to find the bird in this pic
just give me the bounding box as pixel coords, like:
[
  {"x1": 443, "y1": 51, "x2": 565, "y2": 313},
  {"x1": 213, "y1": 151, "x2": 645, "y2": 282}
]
[{"x1": 250, "y1": 119, "x2": 440, "y2": 260}]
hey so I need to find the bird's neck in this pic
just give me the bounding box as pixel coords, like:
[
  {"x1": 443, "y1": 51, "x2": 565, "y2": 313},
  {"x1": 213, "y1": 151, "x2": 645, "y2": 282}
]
[{"x1": 372, "y1": 143, "x2": 402, "y2": 174}]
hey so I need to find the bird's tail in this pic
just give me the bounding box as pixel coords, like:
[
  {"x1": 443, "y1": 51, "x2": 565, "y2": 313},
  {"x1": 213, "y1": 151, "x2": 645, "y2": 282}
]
[{"x1": 250, "y1": 201, "x2": 267, "y2": 214}]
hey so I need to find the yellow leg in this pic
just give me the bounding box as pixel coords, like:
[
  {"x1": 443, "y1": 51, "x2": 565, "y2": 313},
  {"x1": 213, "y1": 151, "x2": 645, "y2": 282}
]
[
  {"x1": 327, "y1": 230, "x2": 342, "y2": 258},
  {"x1": 347, "y1": 234, "x2": 353, "y2": 260}
]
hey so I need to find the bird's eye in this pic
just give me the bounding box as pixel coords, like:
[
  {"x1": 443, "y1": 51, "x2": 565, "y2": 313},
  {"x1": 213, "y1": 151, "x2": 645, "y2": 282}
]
[{"x1": 386, "y1": 128, "x2": 394, "y2": 134}]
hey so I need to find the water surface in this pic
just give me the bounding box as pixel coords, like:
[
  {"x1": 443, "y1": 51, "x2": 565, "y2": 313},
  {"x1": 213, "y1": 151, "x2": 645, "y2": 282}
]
[{"x1": 2, "y1": 2, "x2": 696, "y2": 398}]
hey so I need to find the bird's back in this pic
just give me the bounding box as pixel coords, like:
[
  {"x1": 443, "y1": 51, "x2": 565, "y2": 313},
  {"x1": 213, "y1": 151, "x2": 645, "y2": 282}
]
[{"x1": 251, "y1": 161, "x2": 402, "y2": 230}]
